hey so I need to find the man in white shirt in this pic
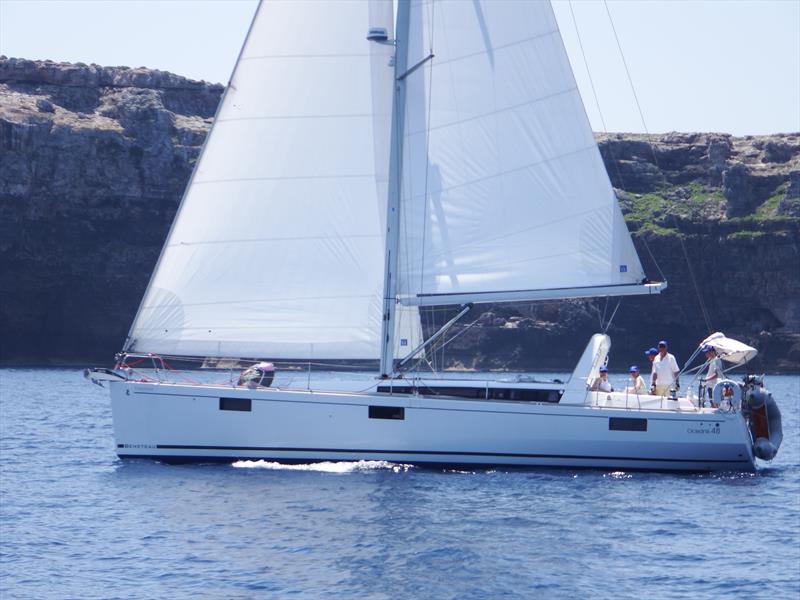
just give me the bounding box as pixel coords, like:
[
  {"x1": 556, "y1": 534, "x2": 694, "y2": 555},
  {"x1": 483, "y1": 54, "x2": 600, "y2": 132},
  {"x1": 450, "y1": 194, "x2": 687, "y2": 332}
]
[{"x1": 650, "y1": 340, "x2": 680, "y2": 397}]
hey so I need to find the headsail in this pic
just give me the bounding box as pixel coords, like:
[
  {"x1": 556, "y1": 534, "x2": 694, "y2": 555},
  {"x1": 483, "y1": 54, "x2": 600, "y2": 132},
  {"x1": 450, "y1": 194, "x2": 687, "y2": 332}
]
[
  {"x1": 125, "y1": 0, "x2": 420, "y2": 360},
  {"x1": 395, "y1": 0, "x2": 659, "y2": 307}
]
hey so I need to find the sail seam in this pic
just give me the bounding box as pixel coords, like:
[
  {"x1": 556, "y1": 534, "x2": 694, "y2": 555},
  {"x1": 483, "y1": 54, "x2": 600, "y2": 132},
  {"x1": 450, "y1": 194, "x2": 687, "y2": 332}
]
[
  {"x1": 418, "y1": 204, "x2": 608, "y2": 264},
  {"x1": 140, "y1": 294, "x2": 380, "y2": 309},
  {"x1": 217, "y1": 113, "x2": 378, "y2": 122},
  {"x1": 405, "y1": 85, "x2": 579, "y2": 137},
  {"x1": 413, "y1": 29, "x2": 560, "y2": 70},
  {"x1": 193, "y1": 174, "x2": 375, "y2": 184},
  {"x1": 166, "y1": 234, "x2": 380, "y2": 248},
  {"x1": 134, "y1": 325, "x2": 375, "y2": 331},
  {"x1": 402, "y1": 142, "x2": 597, "y2": 202},
  {"x1": 240, "y1": 53, "x2": 370, "y2": 60}
]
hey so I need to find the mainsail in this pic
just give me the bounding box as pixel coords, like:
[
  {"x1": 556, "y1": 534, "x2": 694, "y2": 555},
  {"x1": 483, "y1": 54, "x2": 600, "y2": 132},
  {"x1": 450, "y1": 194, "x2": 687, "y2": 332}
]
[
  {"x1": 394, "y1": 0, "x2": 651, "y2": 307},
  {"x1": 125, "y1": 0, "x2": 420, "y2": 360}
]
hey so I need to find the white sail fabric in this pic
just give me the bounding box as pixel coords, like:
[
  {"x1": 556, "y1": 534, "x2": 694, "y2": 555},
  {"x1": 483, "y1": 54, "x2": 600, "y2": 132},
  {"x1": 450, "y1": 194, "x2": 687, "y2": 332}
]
[
  {"x1": 396, "y1": 0, "x2": 646, "y2": 306},
  {"x1": 126, "y1": 0, "x2": 419, "y2": 359}
]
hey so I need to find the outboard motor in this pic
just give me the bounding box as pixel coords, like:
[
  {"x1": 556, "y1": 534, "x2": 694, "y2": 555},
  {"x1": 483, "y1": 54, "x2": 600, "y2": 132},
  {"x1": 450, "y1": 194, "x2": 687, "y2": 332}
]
[
  {"x1": 741, "y1": 375, "x2": 783, "y2": 461},
  {"x1": 238, "y1": 362, "x2": 275, "y2": 388}
]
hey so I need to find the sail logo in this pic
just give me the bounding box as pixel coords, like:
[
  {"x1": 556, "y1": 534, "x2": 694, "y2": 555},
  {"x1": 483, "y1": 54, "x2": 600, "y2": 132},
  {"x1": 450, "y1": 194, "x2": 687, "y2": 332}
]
[{"x1": 619, "y1": 265, "x2": 628, "y2": 273}]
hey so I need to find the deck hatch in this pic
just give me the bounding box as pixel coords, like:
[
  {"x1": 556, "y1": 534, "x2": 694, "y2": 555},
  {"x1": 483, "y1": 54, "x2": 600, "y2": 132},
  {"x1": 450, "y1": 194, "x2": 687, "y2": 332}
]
[
  {"x1": 220, "y1": 397, "x2": 252, "y2": 412},
  {"x1": 609, "y1": 417, "x2": 647, "y2": 432},
  {"x1": 369, "y1": 406, "x2": 405, "y2": 420}
]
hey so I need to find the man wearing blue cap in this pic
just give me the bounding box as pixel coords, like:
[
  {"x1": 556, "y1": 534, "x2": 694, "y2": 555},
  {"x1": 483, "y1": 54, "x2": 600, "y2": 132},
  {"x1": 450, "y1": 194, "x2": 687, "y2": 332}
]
[
  {"x1": 645, "y1": 347, "x2": 658, "y2": 364},
  {"x1": 701, "y1": 344, "x2": 724, "y2": 396},
  {"x1": 650, "y1": 340, "x2": 679, "y2": 396}
]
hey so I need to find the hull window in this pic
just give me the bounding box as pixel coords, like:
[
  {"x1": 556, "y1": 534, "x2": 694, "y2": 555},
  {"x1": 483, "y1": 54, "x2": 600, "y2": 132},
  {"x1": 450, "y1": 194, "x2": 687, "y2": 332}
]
[
  {"x1": 369, "y1": 406, "x2": 405, "y2": 420},
  {"x1": 376, "y1": 385, "x2": 561, "y2": 403},
  {"x1": 609, "y1": 417, "x2": 647, "y2": 432},
  {"x1": 220, "y1": 397, "x2": 252, "y2": 412}
]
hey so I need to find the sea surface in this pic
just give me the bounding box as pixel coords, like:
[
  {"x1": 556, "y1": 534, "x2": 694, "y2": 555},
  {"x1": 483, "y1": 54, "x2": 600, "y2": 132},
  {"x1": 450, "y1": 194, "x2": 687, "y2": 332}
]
[{"x1": 1, "y1": 368, "x2": 798, "y2": 599}]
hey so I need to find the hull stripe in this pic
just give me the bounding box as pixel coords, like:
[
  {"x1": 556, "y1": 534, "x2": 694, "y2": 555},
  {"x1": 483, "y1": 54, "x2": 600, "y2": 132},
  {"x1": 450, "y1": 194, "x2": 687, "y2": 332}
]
[{"x1": 117, "y1": 444, "x2": 751, "y2": 465}]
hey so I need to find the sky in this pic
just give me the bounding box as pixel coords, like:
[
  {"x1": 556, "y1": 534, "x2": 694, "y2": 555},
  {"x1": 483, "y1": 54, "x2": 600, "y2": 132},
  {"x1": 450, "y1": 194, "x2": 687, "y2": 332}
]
[{"x1": 1, "y1": 0, "x2": 798, "y2": 135}]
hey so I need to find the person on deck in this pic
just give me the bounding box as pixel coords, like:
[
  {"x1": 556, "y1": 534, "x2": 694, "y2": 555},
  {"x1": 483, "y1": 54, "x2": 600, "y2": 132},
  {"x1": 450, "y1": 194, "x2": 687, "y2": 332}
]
[
  {"x1": 645, "y1": 347, "x2": 658, "y2": 366},
  {"x1": 627, "y1": 365, "x2": 646, "y2": 393},
  {"x1": 701, "y1": 344, "x2": 724, "y2": 397},
  {"x1": 590, "y1": 365, "x2": 613, "y2": 392},
  {"x1": 650, "y1": 340, "x2": 680, "y2": 397}
]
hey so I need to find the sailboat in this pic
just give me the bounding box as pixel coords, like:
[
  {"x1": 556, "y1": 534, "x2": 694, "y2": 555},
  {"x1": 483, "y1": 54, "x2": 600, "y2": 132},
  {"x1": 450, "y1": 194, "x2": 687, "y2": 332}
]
[{"x1": 87, "y1": 0, "x2": 783, "y2": 471}]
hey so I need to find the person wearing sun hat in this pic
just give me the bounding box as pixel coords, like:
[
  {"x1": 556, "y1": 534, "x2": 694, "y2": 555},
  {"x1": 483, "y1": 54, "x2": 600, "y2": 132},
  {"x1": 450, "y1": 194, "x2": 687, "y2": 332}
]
[
  {"x1": 626, "y1": 365, "x2": 646, "y2": 393},
  {"x1": 650, "y1": 340, "x2": 679, "y2": 396},
  {"x1": 590, "y1": 365, "x2": 613, "y2": 392}
]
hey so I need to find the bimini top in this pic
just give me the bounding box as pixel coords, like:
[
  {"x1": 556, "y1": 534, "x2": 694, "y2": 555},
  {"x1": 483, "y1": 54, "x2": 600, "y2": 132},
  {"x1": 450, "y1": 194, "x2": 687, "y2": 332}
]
[{"x1": 700, "y1": 332, "x2": 758, "y2": 366}]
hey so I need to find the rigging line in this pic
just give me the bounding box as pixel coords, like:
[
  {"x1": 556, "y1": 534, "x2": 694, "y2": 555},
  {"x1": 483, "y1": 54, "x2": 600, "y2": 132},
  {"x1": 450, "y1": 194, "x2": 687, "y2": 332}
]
[
  {"x1": 680, "y1": 232, "x2": 714, "y2": 333},
  {"x1": 418, "y1": 0, "x2": 437, "y2": 300},
  {"x1": 641, "y1": 234, "x2": 667, "y2": 282},
  {"x1": 599, "y1": 296, "x2": 609, "y2": 330},
  {"x1": 602, "y1": 0, "x2": 712, "y2": 333},
  {"x1": 407, "y1": 306, "x2": 481, "y2": 373},
  {"x1": 603, "y1": 298, "x2": 622, "y2": 334},
  {"x1": 568, "y1": 0, "x2": 608, "y2": 133},
  {"x1": 570, "y1": 0, "x2": 662, "y2": 286},
  {"x1": 602, "y1": 1, "x2": 649, "y2": 148}
]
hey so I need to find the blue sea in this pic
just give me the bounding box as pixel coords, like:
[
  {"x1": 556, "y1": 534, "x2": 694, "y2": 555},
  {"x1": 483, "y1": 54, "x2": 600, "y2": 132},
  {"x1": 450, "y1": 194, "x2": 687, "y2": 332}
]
[{"x1": 1, "y1": 368, "x2": 798, "y2": 599}]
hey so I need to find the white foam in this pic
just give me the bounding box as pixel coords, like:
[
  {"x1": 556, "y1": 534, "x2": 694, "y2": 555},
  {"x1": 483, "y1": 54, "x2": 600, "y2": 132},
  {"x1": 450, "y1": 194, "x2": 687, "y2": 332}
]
[
  {"x1": 604, "y1": 471, "x2": 633, "y2": 479},
  {"x1": 231, "y1": 459, "x2": 412, "y2": 473}
]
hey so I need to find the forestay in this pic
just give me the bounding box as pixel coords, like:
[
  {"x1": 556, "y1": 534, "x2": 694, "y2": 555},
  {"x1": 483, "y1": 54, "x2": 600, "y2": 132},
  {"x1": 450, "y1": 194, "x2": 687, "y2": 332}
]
[
  {"x1": 395, "y1": 0, "x2": 649, "y2": 307},
  {"x1": 125, "y1": 0, "x2": 420, "y2": 360}
]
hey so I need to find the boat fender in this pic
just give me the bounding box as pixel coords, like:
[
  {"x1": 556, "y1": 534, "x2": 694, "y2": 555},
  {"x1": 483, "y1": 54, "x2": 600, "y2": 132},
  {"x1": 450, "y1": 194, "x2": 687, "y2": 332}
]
[
  {"x1": 744, "y1": 387, "x2": 767, "y2": 410},
  {"x1": 754, "y1": 438, "x2": 778, "y2": 461},
  {"x1": 752, "y1": 393, "x2": 783, "y2": 461},
  {"x1": 712, "y1": 380, "x2": 742, "y2": 412}
]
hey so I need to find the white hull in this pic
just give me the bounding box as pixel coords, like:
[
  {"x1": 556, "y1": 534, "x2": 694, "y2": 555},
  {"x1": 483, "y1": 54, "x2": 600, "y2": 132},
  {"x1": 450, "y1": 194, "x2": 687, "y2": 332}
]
[{"x1": 110, "y1": 380, "x2": 756, "y2": 472}]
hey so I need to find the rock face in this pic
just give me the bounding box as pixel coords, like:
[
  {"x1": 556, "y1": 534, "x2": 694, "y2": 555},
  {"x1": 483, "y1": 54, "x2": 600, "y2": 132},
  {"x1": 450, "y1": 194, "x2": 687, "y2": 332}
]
[
  {"x1": 438, "y1": 133, "x2": 800, "y2": 372},
  {"x1": 0, "y1": 57, "x2": 222, "y2": 364},
  {"x1": 1, "y1": 57, "x2": 798, "y2": 372}
]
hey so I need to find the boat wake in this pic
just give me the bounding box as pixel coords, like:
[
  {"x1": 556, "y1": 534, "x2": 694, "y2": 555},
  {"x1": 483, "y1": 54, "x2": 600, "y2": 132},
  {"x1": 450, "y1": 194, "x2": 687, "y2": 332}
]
[{"x1": 231, "y1": 459, "x2": 413, "y2": 473}]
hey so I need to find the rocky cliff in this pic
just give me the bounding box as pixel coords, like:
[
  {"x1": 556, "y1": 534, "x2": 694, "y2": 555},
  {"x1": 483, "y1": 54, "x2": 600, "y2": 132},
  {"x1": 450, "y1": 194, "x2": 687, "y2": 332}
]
[{"x1": 1, "y1": 58, "x2": 798, "y2": 372}]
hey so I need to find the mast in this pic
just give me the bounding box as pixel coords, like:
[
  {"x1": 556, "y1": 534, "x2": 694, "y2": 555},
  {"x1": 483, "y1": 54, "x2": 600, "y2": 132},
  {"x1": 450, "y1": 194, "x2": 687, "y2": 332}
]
[{"x1": 379, "y1": 0, "x2": 411, "y2": 378}]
